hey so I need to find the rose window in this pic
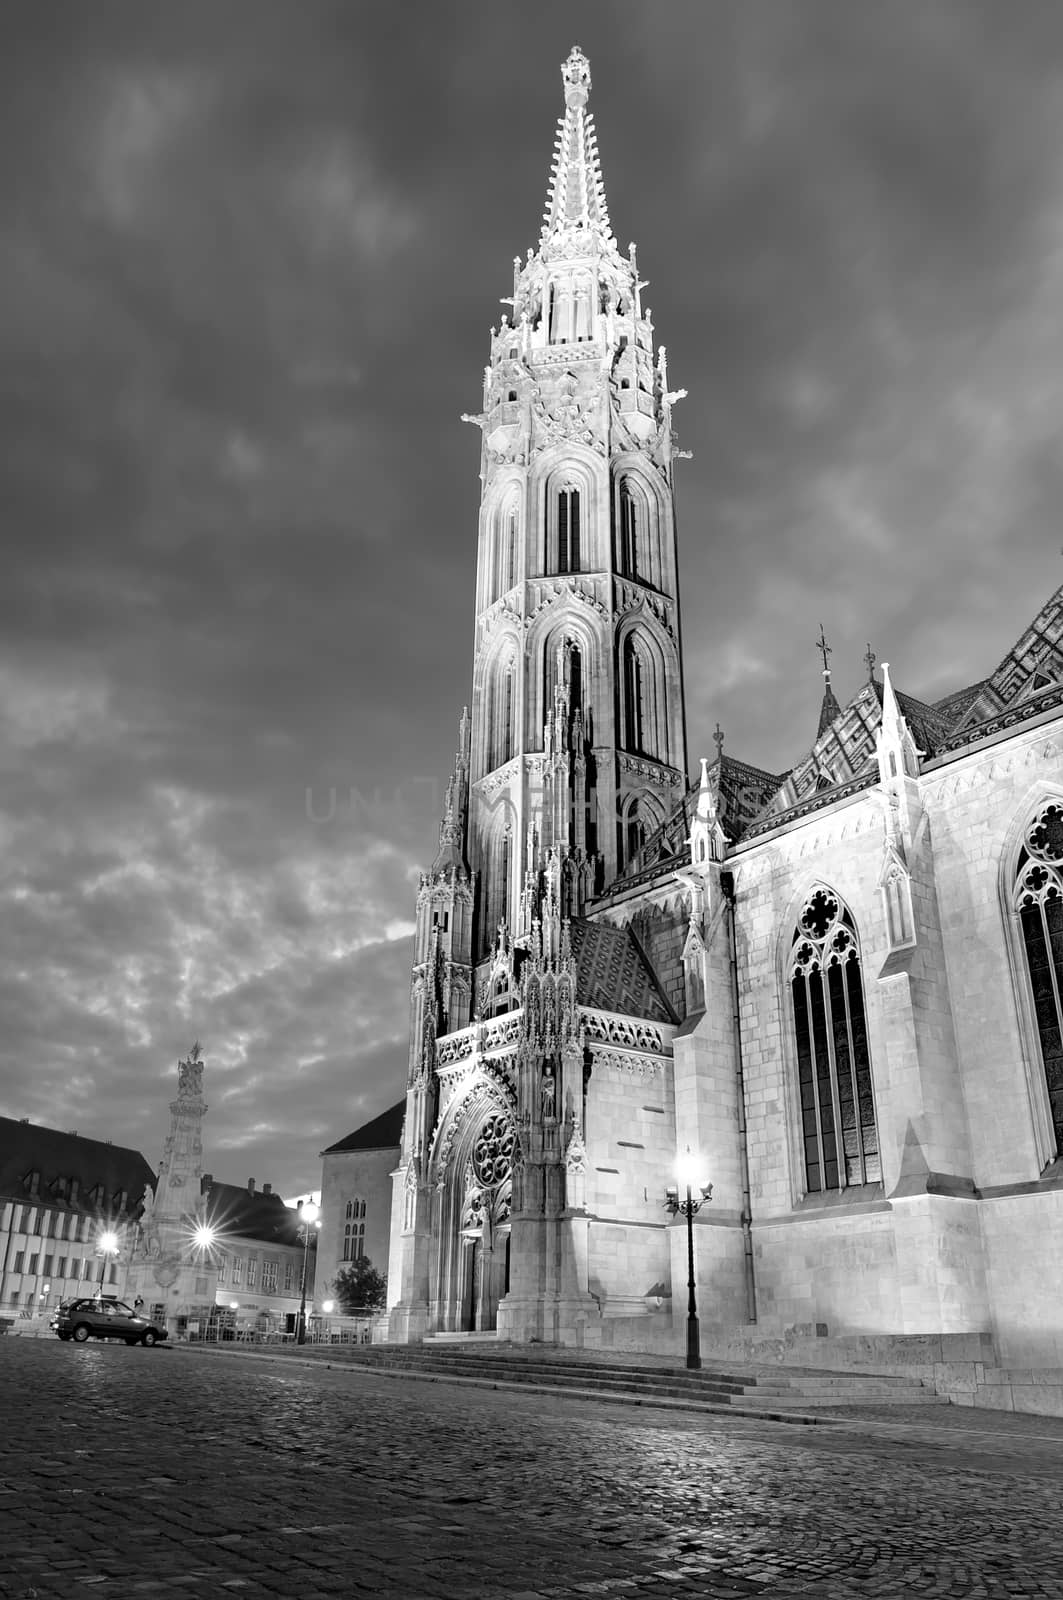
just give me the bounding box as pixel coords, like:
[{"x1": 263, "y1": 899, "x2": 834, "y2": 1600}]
[{"x1": 472, "y1": 1114, "x2": 515, "y2": 1189}]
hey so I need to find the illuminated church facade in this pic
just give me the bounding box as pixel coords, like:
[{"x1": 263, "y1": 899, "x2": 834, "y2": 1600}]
[{"x1": 382, "y1": 47, "x2": 1063, "y2": 1370}]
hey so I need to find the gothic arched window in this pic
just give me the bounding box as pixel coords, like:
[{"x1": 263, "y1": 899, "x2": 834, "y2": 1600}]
[
  {"x1": 557, "y1": 488, "x2": 581, "y2": 573},
  {"x1": 505, "y1": 505, "x2": 518, "y2": 592},
  {"x1": 342, "y1": 1198, "x2": 366, "y2": 1262},
  {"x1": 622, "y1": 636, "x2": 645, "y2": 752},
  {"x1": 1014, "y1": 801, "x2": 1063, "y2": 1149},
  {"x1": 789, "y1": 888, "x2": 879, "y2": 1193},
  {"x1": 619, "y1": 482, "x2": 639, "y2": 580}
]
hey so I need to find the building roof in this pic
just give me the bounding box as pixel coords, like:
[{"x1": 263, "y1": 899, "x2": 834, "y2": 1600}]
[
  {"x1": 0, "y1": 1116, "x2": 155, "y2": 1215},
  {"x1": 568, "y1": 916, "x2": 677, "y2": 1023},
  {"x1": 200, "y1": 1180, "x2": 308, "y2": 1247},
  {"x1": 322, "y1": 1099, "x2": 406, "y2": 1157}
]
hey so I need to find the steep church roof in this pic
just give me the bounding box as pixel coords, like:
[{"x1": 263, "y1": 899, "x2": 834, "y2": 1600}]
[
  {"x1": 567, "y1": 917, "x2": 676, "y2": 1022},
  {"x1": 945, "y1": 582, "x2": 1063, "y2": 731},
  {"x1": 322, "y1": 1100, "x2": 406, "y2": 1157}
]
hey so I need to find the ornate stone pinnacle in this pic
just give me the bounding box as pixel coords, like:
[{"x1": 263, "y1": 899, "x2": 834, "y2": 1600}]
[{"x1": 562, "y1": 45, "x2": 591, "y2": 108}]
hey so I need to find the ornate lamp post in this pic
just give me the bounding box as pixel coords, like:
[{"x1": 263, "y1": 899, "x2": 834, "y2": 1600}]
[
  {"x1": 295, "y1": 1200, "x2": 320, "y2": 1345},
  {"x1": 665, "y1": 1146, "x2": 713, "y2": 1371}
]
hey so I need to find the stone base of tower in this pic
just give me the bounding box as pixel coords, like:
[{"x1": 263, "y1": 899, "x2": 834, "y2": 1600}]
[{"x1": 387, "y1": 1301, "x2": 431, "y2": 1345}]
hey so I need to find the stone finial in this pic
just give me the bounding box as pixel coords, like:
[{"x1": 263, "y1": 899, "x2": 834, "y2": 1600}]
[{"x1": 562, "y1": 45, "x2": 591, "y2": 108}]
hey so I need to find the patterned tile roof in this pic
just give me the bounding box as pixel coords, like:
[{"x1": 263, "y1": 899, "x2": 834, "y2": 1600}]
[{"x1": 567, "y1": 916, "x2": 676, "y2": 1022}]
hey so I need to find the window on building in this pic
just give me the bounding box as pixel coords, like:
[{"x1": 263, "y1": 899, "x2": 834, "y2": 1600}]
[
  {"x1": 343, "y1": 1222, "x2": 366, "y2": 1263},
  {"x1": 27, "y1": 1253, "x2": 38, "y2": 1275},
  {"x1": 232, "y1": 1258, "x2": 244, "y2": 1288},
  {"x1": 42, "y1": 1254, "x2": 53, "y2": 1276},
  {"x1": 789, "y1": 888, "x2": 879, "y2": 1193},
  {"x1": 56, "y1": 1257, "x2": 66, "y2": 1278},
  {"x1": 345, "y1": 1199, "x2": 367, "y2": 1221},
  {"x1": 216, "y1": 1259, "x2": 227, "y2": 1285},
  {"x1": 557, "y1": 488, "x2": 580, "y2": 573},
  {"x1": 622, "y1": 637, "x2": 644, "y2": 752},
  {"x1": 1015, "y1": 800, "x2": 1063, "y2": 1149},
  {"x1": 247, "y1": 1257, "x2": 258, "y2": 1289},
  {"x1": 69, "y1": 1258, "x2": 80, "y2": 1278},
  {"x1": 262, "y1": 1261, "x2": 278, "y2": 1292},
  {"x1": 25, "y1": 1210, "x2": 38, "y2": 1236},
  {"x1": 10, "y1": 1205, "x2": 22, "y2": 1233},
  {"x1": 619, "y1": 482, "x2": 639, "y2": 580},
  {"x1": 13, "y1": 1251, "x2": 23, "y2": 1274},
  {"x1": 107, "y1": 1263, "x2": 117, "y2": 1285}
]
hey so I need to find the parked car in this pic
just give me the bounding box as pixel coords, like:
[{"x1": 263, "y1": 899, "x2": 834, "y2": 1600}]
[{"x1": 51, "y1": 1297, "x2": 168, "y2": 1347}]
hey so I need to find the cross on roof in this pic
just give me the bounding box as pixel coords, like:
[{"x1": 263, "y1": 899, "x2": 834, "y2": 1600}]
[
  {"x1": 713, "y1": 722, "x2": 725, "y2": 760},
  {"x1": 816, "y1": 623, "x2": 833, "y2": 676},
  {"x1": 864, "y1": 642, "x2": 877, "y2": 682}
]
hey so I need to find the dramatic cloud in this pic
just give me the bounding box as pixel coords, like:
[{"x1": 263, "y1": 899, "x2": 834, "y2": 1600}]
[{"x1": 3, "y1": 0, "x2": 1062, "y2": 1196}]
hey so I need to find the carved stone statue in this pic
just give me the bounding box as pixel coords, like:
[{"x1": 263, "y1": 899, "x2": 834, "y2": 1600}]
[
  {"x1": 541, "y1": 1064, "x2": 557, "y2": 1120},
  {"x1": 178, "y1": 1041, "x2": 204, "y2": 1099}
]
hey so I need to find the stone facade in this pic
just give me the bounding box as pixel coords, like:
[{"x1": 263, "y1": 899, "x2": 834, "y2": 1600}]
[{"x1": 370, "y1": 46, "x2": 1063, "y2": 1378}]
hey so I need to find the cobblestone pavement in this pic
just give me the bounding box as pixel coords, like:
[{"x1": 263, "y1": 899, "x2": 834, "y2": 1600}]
[{"x1": 3, "y1": 1342, "x2": 1063, "y2": 1600}]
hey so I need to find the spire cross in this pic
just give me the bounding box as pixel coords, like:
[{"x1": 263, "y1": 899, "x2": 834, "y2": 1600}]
[
  {"x1": 713, "y1": 722, "x2": 725, "y2": 761},
  {"x1": 816, "y1": 623, "x2": 833, "y2": 678},
  {"x1": 864, "y1": 642, "x2": 877, "y2": 682}
]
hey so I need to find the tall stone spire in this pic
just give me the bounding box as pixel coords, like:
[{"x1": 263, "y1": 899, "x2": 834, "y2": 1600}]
[{"x1": 542, "y1": 47, "x2": 613, "y2": 242}]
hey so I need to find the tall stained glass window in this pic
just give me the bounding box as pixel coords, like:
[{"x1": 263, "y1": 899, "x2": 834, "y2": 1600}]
[
  {"x1": 789, "y1": 887, "x2": 879, "y2": 1192},
  {"x1": 1015, "y1": 801, "x2": 1063, "y2": 1149}
]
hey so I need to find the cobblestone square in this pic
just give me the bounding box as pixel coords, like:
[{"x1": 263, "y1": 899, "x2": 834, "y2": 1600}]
[{"x1": 3, "y1": 1341, "x2": 1063, "y2": 1599}]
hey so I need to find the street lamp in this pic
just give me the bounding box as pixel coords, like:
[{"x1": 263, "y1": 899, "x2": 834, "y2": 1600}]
[
  {"x1": 95, "y1": 1228, "x2": 121, "y2": 1299},
  {"x1": 665, "y1": 1146, "x2": 713, "y2": 1371},
  {"x1": 295, "y1": 1200, "x2": 320, "y2": 1345}
]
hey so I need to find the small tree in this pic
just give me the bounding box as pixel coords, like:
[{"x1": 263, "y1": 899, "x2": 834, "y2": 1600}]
[{"x1": 331, "y1": 1256, "x2": 387, "y2": 1314}]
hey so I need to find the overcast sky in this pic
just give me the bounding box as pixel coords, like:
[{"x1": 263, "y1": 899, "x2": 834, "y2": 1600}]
[{"x1": 3, "y1": 0, "x2": 1062, "y2": 1203}]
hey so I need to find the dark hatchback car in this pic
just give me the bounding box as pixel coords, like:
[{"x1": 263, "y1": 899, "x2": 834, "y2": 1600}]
[{"x1": 51, "y1": 1297, "x2": 168, "y2": 1347}]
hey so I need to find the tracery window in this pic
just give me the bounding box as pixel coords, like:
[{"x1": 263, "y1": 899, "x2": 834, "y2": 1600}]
[
  {"x1": 789, "y1": 888, "x2": 880, "y2": 1193},
  {"x1": 472, "y1": 1115, "x2": 515, "y2": 1188},
  {"x1": 1014, "y1": 801, "x2": 1063, "y2": 1148},
  {"x1": 343, "y1": 1220, "x2": 365, "y2": 1262}
]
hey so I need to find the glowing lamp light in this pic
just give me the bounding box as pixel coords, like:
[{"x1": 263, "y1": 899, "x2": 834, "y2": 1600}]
[
  {"x1": 97, "y1": 1230, "x2": 120, "y2": 1256},
  {"x1": 322, "y1": 1299, "x2": 335, "y2": 1315},
  {"x1": 192, "y1": 1223, "x2": 217, "y2": 1250},
  {"x1": 299, "y1": 1200, "x2": 320, "y2": 1226},
  {"x1": 229, "y1": 1301, "x2": 239, "y2": 1311},
  {"x1": 676, "y1": 1146, "x2": 709, "y2": 1195}
]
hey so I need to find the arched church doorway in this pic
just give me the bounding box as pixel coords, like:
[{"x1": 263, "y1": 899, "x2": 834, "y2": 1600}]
[{"x1": 456, "y1": 1111, "x2": 514, "y2": 1332}]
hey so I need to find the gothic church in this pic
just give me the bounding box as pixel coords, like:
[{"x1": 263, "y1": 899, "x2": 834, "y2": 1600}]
[{"x1": 382, "y1": 47, "x2": 1063, "y2": 1370}]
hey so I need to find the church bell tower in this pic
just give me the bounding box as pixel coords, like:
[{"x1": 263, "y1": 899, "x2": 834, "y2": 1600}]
[
  {"x1": 462, "y1": 44, "x2": 688, "y2": 965},
  {"x1": 388, "y1": 47, "x2": 689, "y2": 1344}
]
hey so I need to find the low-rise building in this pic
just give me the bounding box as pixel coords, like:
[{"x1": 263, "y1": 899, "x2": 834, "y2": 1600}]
[
  {"x1": 0, "y1": 1117, "x2": 155, "y2": 1322},
  {"x1": 318, "y1": 1102, "x2": 403, "y2": 1314},
  {"x1": 200, "y1": 1175, "x2": 316, "y2": 1337}
]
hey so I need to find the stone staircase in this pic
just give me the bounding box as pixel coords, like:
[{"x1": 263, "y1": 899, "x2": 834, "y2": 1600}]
[{"x1": 333, "y1": 1339, "x2": 945, "y2": 1415}]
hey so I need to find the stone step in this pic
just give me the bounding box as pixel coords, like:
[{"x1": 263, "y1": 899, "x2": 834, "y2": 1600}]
[
  {"x1": 347, "y1": 1346, "x2": 944, "y2": 1408},
  {"x1": 356, "y1": 1357, "x2": 750, "y2": 1402}
]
